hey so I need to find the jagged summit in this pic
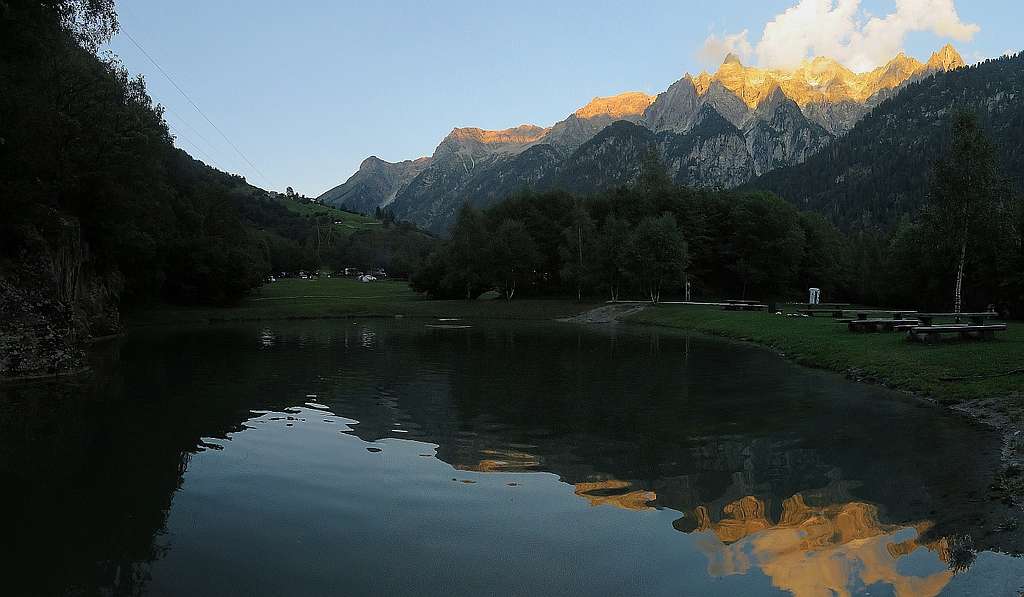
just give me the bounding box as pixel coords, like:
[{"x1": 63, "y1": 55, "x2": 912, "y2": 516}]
[
  {"x1": 358, "y1": 155, "x2": 431, "y2": 171},
  {"x1": 698, "y1": 46, "x2": 963, "y2": 109},
  {"x1": 360, "y1": 155, "x2": 386, "y2": 169},
  {"x1": 574, "y1": 92, "x2": 655, "y2": 120},
  {"x1": 445, "y1": 124, "x2": 550, "y2": 145},
  {"x1": 927, "y1": 43, "x2": 965, "y2": 71}
]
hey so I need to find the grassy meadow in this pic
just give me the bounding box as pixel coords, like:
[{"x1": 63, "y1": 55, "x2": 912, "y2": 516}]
[
  {"x1": 277, "y1": 199, "x2": 384, "y2": 234},
  {"x1": 629, "y1": 305, "x2": 1024, "y2": 410}
]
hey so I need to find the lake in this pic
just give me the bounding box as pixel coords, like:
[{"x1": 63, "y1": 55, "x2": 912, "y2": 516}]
[{"x1": 2, "y1": 319, "x2": 1023, "y2": 596}]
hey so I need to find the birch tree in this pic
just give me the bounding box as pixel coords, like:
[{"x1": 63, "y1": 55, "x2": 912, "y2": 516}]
[
  {"x1": 924, "y1": 112, "x2": 1003, "y2": 313},
  {"x1": 558, "y1": 207, "x2": 598, "y2": 302}
]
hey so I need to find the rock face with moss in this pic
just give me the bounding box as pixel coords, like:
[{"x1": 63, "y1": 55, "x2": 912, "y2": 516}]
[
  {"x1": 1, "y1": 217, "x2": 122, "y2": 379},
  {"x1": 321, "y1": 47, "x2": 967, "y2": 233}
]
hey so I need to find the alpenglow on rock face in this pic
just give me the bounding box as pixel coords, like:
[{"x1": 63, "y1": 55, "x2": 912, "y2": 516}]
[{"x1": 319, "y1": 46, "x2": 965, "y2": 233}]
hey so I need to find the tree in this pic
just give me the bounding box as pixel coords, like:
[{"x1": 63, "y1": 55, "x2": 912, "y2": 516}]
[
  {"x1": 595, "y1": 216, "x2": 633, "y2": 301},
  {"x1": 797, "y1": 212, "x2": 849, "y2": 300},
  {"x1": 486, "y1": 219, "x2": 540, "y2": 301},
  {"x1": 724, "y1": 194, "x2": 805, "y2": 299},
  {"x1": 923, "y1": 112, "x2": 1006, "y2": 312},
  {"x1": 444, "y1": 205, "x2": 490, "y2": 299},
  {"x1": 558, "y1": 206, "x2": 598, "y2": 301},
  {"x1": 628, "y1": 214, "x2": 688, "y2": 304}
]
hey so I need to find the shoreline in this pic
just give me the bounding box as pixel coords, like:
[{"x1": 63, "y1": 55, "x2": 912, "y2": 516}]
[{"x1": 617, "y1": 305, "x2": 1024, "y2": 509}]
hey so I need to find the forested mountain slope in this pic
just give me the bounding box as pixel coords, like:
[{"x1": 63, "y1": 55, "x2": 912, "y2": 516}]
[{"x1": 751, "y1": 52, "x2": 1024, "y2": 228}]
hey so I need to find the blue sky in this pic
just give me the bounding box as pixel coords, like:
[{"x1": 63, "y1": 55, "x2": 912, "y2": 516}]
[{"x1": 107, "y1": 0, "x2": 1017, "y2": 196}]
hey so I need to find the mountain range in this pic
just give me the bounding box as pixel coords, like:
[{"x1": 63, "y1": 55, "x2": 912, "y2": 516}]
[{"x1": 319, "y1": 45, "x2": 967, "y2": 233}]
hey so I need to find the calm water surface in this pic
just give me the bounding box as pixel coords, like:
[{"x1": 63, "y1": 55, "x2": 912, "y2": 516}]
[{"x1": 2, "y1": 319, "x2": 1023, "y2": 596}]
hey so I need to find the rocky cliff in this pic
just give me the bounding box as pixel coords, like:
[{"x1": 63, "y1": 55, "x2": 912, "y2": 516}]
[{"x1": 1, "y1": 215, "x2": 122, "y2": 379}]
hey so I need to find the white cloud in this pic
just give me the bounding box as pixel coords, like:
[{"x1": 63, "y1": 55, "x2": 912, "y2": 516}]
[
  {"x1": 699, "y1": 29, "x2": 753, "y2": 67},
  {"x1": 701, "y1": 0, "x2": 979, "y2": 71}
]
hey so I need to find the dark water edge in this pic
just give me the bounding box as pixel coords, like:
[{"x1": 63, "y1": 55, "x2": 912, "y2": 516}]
[{"x1": 1, "y1": 319, "x2": 1022, "y2": 596}]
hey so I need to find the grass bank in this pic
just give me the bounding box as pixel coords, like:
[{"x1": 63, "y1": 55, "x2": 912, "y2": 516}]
[
  {"x1": 628, "y1": 305, "x2": 1024, "y2": 412},
  {"x1": 127, "y1": 278, "x2": 595, "y2": 326}
]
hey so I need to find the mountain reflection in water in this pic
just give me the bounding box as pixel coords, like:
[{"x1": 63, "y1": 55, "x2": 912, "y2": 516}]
[
  {"x1": 686, "y1": 494, "x2": 953, "y2": 597},
  {"x1": 2, "y1": 319, "x2": 1022, "y2": 596}
]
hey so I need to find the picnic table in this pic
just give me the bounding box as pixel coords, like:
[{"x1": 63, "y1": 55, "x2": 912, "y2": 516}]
[
  {"x1": 907, "y1": 323, "x2": 1007, "y2": 341},
  {"x1": 792, "y1": 302, "x2": 850, "y2": 308},
  {"x1": 855, "y1": 310, "x2": 916, "y2": 321},
  {"x1": 915, "y1": 312, "x2": 998, "y2": 326},
  {"x1": 848, "y1": 318, "x2": 920, "y2": 332},
  {"x1": 905, "y1": 312, "x2": 1006, "y2": 342},
  {"x1": 723, "y1": 299, "x2": 768, "y2": 312},
  {"x1": 798, "y1": 308, "x2": 846, "y2": 318}
]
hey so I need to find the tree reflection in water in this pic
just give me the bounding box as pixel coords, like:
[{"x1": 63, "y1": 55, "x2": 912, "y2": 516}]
[{"x1": 2, "y1": 320, "x2": 1020, "y2": 596}]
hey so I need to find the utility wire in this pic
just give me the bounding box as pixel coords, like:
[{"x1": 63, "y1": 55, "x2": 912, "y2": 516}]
[
  {"x1": 119, "y1": 27, "x2": 274, "y2": 188},
  {"x1": 163, "y1": 104, "x2": 232, "y2": 168},
  {"x1": 164, "y1": 118, "x2": 216, "y2": 164}
]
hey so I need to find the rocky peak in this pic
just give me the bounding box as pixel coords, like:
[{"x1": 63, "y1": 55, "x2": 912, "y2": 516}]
[
  {"x1": 642, "y1": 75, "x2": 701, "y2": 133},
  {"x1": 862, "y1": 53, "x2": 926, "y2": 93},
  {"x1": 357, "y1": 155, "x2": 431, "y2": 172},
  {"x1": 754, "y1": 85, "x2": 791, "y2": 117},
  {"x1": 723, "y1": 53, "x2": 742, "y2": 66},
  {"x1": 703, "y1": 80, "x2": 752, "y2": 128},
  {"x1": 696, "y1": 45, "x2": 964, "y2": 109},
  {"x1": 445, "y1": 124, "x2": 550, "y2": 146},
  {"x1": 927, "y1": 44, "x2": 965, "y2": 71},
  {"x1": 574, "y1": 92, "x2": 655, "y2": 120},
  {"x1": 358, "y1": 155, "x2": 388, "y2": 171}
]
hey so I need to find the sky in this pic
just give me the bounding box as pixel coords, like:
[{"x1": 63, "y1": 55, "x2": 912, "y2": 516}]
[{"x1": 107, "y1": 0, "x2": 1019, "y2": 196}]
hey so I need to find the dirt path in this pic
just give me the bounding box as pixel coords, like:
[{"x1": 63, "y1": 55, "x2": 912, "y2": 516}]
[{"x1": 558, "y1": 302, "x2": 649, "y2": 324}]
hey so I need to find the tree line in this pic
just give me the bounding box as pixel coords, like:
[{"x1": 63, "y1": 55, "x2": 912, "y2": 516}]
[
  {"x1": 412, "y1": 118, "x2": 1024, "y2": 316},
  {"x1": 411, "y1": 154, "x2": 840, "y2": 304}
]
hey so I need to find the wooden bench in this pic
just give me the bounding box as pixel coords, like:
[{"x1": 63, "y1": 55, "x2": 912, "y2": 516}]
[
  {"x1": 793, "y1": 302, "x2": 850, "y2": 309},
  {"x1": 915, "y1": 312, "x2": 998, "y2": 326},
  {"x1": 849, "y1": 319, "x2": 920, "y2": 332},
  {"x1": 907, "y1": 323, "x2": 1007, "y2": 342},
  {"x1": 723, "y1": 301, "x2": 768, "y2": 312},
  {"x1": 855, "y1": 310, "x2": 917, "y2": 321},
  {"x1": 798, "y1": 309, "x2": 846, "y2": 318}
]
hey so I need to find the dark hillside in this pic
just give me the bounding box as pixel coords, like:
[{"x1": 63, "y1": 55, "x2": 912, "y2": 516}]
[{"x1": 750, "y1": 52, "x2": 1024, "y2": 228}]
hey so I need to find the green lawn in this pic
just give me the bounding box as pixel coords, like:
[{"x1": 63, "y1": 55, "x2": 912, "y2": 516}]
[
  {"x1": 629, "y1": 305, "x2": 1024, "y2": 409},
  {"x1": 127, "y1": 278, "x2": 595, "y2": 326}
]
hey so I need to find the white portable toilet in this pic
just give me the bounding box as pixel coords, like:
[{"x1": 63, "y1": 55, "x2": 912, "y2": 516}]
[{"x1": 808, "y1": 288, "x2": 821, "y2": 305}]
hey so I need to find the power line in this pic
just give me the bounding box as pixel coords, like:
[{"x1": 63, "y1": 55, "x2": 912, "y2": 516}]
[
  {"x1": 119, "y1": 27, "x2": 274, "y2": 188},
  {"x1": 163, "y1": 104, "x2": 233, "y2": 168},
  {"x1": 164, "y1": 117, "x2": 216, "y2": 164}
]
